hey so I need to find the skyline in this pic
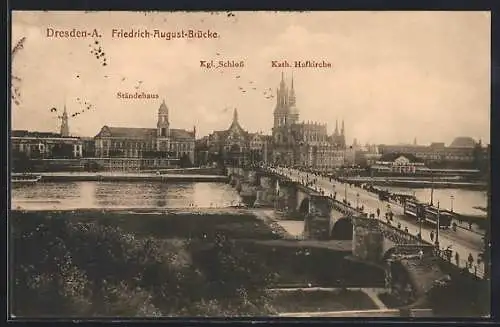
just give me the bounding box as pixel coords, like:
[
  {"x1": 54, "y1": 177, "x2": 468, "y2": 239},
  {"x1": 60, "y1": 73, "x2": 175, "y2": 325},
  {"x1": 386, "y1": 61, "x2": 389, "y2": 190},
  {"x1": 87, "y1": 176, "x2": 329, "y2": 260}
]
[{"x1": 11, "y1": 11, "x2": 490, "y2": 145}]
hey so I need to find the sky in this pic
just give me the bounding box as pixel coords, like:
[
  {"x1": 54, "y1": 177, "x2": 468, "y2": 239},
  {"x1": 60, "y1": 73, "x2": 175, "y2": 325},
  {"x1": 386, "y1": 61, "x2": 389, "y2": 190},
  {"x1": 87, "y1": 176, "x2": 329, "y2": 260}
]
[{"x1": 11, "y1": 11, "x2": 490, "y2": 146}]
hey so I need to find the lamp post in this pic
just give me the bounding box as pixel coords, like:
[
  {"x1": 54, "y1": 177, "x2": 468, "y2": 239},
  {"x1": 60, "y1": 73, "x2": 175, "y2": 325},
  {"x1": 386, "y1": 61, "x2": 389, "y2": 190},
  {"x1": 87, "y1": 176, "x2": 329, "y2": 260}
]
[
  {"x1": 450, "y1": 195, "x2": 454, "y2": 212},
  {"x1": 430, "y1": 170, "x2": 434, "y2": 206},
  {"x1": 356, "y1": 193, "x2": 360, "y2": 209},
  {"x1": 344, "y1": 182, "x2": 347, "y2": 203},
  {"x1": 435, "y1": 201, "x2": 440, "y2": 249},
  {"x1": 418, "y1": 205, "x2": 423, "y2": 237}
]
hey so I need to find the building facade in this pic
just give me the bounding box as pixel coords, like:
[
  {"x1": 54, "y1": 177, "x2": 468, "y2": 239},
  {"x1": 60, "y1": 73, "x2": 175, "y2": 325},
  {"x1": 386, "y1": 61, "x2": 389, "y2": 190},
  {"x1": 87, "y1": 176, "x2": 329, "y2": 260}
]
[
  {"x1": 94, "y1": 100, "x2": 195, "y2": 167},
  {"x1": 371, "y1": 153, "x2": 426, "y2": 174},
  {"x1": 11, "y1": 108, "x2": 84, "y2": 172},
  {"x1": 271, "y1": 73, "x2": 347, "y2": 170},
  {"x1": 12, "y1": 130, "x2": 83, "y2": 159},
  {"x1": 378, "y1": 136, "x2": 489, "y2": 170},
  {"x1": 201, "y1": 109, "x2": 269, "y2": 166}
]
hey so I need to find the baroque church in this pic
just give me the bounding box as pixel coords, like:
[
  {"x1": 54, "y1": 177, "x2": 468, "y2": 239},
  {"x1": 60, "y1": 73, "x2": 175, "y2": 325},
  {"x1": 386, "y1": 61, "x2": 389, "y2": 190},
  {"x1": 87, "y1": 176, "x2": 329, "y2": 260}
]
[{"x1": 271, "y1": 73, "x2": 347, "y2": 169}]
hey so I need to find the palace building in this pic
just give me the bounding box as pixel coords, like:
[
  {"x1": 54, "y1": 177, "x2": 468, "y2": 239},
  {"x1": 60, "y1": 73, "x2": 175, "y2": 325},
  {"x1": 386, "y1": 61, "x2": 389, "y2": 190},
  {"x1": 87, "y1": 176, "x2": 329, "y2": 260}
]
[
  {"x1": 94, "y1": 100, "x2": 195, "y2": 169},
  {"x1": 271, "y1": 73, "x2": 347, "y2": 170},
  {"x1": 200, "y1": 109, "x2": 270, "y2": 166}
]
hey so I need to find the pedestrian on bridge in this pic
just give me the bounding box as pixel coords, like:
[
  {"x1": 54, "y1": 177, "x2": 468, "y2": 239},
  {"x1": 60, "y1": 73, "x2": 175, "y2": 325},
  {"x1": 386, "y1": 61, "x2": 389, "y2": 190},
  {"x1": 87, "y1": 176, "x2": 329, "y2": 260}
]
[
  {"x1": 377, "y1": 208, "x2": 380, "y2": 218},
  {"x1": 430, "y1": 231, "x2": 435, "y2": 243},
  {"x1": 455, "y1": 252, "x2": 460, "y2": 266},
  {"x1": 404, "y1": 227, "x2": 409, "y2": 233},
  {"x1": 468, "y1": 253, "x2": 474, "y2": 269}
]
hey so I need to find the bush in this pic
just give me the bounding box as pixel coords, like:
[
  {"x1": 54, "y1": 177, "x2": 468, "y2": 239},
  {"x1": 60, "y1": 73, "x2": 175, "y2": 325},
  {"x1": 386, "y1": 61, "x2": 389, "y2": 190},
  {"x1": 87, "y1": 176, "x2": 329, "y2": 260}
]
[{"x1": 12, "y1": 216, "x2": 277, "y2": 317}]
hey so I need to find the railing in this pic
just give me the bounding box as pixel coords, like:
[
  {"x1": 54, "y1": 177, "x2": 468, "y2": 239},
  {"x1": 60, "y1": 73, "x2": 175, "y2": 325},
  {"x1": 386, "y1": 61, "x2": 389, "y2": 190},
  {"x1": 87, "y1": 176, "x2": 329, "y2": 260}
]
[
  {"x1": 435, "y1": 248, "x2": 485, "y2": 280},
  {"x1": 263, "y1": 166, "x2": 487, "y2": 280}
]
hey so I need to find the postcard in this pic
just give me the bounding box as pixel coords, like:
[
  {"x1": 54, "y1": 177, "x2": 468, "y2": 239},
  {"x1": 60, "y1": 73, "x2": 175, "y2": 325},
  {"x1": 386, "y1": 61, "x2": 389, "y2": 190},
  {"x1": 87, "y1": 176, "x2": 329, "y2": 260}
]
[{"x1": 10, "y1": 11, "x2": 490, "y2": 319}]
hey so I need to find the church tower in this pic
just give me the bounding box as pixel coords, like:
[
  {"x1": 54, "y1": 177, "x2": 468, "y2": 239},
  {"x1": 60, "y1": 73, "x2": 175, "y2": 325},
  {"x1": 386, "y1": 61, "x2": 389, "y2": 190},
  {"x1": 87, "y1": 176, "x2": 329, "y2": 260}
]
[
  {"x1": 156, "y1": 99, "x2": 170, "y2": 152},
  {"x1": 60, "y1": 104, "x2": 69, "y2": 137},
  {"x1": 334, "y1": 119, "x2": 339, "y2": 137},
  {"x1": 340, "y1": 119, "x2": 346, "y2": 148},
  {"x1": 288, "y1": 74, "x2": 299, "y2": 124},
  {"x1": 274, "y1": 72, "x2": 289, "y2": 128},
  {"x1": 229, "y1": 108, "x2": 241, "y2": 130}
]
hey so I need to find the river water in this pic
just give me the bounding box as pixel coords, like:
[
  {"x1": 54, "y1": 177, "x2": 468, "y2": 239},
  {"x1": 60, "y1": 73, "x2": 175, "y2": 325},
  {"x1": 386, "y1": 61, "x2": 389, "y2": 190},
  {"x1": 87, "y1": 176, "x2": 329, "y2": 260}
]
[
  {"x1": 11, "y1": 181, "x2": 242, "y2": 211},
  {"x1": 383, "y1": 186, "x2": 487, "y2": 217},
  {"x1": 11, "y1": 181, "x2": 487, "y2": 218}
]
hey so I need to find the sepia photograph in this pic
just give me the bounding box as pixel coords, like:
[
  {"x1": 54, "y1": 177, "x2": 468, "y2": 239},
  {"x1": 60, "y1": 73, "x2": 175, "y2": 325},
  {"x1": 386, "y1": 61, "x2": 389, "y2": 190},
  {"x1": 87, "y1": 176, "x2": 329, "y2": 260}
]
[{"x1": 10, "y1": 11, "x2": 490, "y2": 318}]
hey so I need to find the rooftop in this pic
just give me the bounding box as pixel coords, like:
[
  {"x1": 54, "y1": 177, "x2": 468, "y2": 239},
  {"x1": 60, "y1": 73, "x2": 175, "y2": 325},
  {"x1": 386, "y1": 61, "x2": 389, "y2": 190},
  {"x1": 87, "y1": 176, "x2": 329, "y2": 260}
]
[
  {"x1": 12, "y1": 130, "x2": 78, "y2": 139},
  {"x1": 95, "y1": 126, "x2": 194, "y2": 139},
  {"x1": 378, "y1": 153, "x2": 424, "y2": 163},
  {"x1": 450, "y1": 137, "x2": 477, "y2": 148}
]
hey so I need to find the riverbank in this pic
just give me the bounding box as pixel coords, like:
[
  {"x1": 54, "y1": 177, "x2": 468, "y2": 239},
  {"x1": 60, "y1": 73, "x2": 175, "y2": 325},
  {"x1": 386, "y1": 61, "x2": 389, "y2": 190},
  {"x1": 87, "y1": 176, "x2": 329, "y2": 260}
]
[
  {"x1": 12, "y1": 172, "x2": 229, "y2": 183},
  {"x1": 141, "y1": 167, "x2": 224, "y2": 175},
  {"x1": 339, "y1": 177, "x2": 486, "y2": 190},
  {"x1": 11, "y1": 209, "x2": 385, "y2": 317}
]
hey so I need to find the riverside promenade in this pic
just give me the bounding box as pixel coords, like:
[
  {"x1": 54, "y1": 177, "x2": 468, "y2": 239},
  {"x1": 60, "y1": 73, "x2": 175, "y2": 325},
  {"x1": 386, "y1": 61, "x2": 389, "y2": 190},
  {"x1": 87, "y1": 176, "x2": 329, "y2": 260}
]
[
  {"x1": 14, "y1": 172, "x2": 228, "y2": 183},
  {"x1": 266, "y1": 166, "x2": 487, "y2": 280}
]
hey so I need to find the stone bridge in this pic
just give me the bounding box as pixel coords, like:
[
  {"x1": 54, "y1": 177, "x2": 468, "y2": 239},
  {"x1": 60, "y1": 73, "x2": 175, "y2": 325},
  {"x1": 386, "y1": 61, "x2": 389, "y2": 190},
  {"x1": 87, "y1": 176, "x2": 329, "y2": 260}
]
[{"x1": 226, "y1": 166, "x2": 434, "y2": 265}]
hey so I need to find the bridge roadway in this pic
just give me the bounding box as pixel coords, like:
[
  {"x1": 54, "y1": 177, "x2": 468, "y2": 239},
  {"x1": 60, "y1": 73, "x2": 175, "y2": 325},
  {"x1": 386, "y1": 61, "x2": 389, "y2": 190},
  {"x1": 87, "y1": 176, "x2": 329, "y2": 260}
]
[{"x1": 266, "y1": 167, "x2": 485, "y2": 279}]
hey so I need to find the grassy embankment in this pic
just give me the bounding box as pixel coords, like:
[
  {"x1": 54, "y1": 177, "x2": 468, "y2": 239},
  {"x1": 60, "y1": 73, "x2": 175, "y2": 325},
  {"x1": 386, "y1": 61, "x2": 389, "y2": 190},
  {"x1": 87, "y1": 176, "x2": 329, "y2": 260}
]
[{"x1": 11, "y1": 211, "x2": 384, "y2": 317}]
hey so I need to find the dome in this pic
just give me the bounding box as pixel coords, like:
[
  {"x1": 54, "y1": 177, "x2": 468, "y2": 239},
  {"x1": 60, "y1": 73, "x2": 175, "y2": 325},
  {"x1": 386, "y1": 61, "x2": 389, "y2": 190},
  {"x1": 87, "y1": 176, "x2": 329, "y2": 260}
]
[{"x1": 450, "y1": 136, "x2": 476, "y2": 148}]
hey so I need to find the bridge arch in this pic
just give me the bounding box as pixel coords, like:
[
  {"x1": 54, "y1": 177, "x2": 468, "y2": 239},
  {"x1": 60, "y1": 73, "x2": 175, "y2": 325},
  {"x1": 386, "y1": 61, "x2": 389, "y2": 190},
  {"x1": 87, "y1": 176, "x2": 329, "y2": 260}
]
[
  {"x1": 298, "y1": 197, "x2": 310, "y2": 215},
  {"x1": 331, "y1": 217, "x2": 354, "y2": 240}
]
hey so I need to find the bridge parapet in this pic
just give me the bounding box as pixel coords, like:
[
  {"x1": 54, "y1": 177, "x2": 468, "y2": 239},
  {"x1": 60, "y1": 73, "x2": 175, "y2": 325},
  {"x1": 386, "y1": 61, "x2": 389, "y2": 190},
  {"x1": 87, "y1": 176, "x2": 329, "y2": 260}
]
[
  {"x1": 384, "y1": 244, "x2": 435, "y2": 261},
  {"x1": 376, "y1": 220, "x2": 425, "y2": 246},
  {"x1": 352, "y1": 217, "x2": 385, "y2": 262}
]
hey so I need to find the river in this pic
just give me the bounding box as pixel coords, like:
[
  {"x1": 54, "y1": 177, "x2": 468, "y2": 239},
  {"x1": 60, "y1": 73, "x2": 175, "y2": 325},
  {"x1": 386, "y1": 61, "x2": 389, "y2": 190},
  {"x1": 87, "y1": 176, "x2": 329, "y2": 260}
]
[
  {"x1": 11, "y1": 181, "x2": 242, "y2": 211},
  {"x1": 382, "y1": 186, "x2": 487, "y2": 217}
]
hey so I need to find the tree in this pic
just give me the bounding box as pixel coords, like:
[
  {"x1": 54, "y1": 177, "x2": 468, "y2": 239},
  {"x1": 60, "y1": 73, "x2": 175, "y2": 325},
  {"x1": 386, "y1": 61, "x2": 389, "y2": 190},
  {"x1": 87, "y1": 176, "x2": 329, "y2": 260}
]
[{"x1": 12, "y1": 217, "x2": 278, "y2": 317}]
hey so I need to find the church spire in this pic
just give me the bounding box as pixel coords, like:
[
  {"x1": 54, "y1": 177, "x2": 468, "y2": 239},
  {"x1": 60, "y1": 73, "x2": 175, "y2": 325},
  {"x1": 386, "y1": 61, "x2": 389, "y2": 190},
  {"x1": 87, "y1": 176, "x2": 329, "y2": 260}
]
[
  {"x1": 341, "y1": 119, "x2": 345, "y2": 136},
  {"x1": 233, "y1": 108, "x2": 238, "y2": 123},
  {"x1": 60, "y1": 103, "x2": 69, "y2": 137},
  {"x1": 334, "y1": 119, "x2": 339, "y2": 136},
  {"x1": 289, "y1": 73, "x2": 296, "y2": 106}
]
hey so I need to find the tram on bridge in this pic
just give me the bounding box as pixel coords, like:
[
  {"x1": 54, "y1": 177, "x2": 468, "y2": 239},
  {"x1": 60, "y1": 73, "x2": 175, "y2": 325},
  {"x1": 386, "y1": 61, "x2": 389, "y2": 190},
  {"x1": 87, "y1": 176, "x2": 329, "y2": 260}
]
[{"x1": 404, "y1": 200, "x2": 453, "y2": 229}]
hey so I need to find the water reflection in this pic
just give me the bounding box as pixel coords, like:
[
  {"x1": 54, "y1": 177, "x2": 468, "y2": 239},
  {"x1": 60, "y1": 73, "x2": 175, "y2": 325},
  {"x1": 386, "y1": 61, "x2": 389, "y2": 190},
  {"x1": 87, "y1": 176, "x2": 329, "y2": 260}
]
[
  {"x1": 385, "y1": 187, "x2": 487, "y2": 216},
  {"x1": 12, "y1": 181, "x2": 242, "y2": 211}
]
